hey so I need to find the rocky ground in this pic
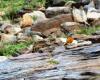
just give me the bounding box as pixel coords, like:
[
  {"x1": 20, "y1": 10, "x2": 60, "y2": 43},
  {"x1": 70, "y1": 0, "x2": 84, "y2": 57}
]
[
  {"x1": 0, "y1": 43, "x2": 100, "y2": 80},
  {"x1": 0, "y1": 0, "x2": 100, "y2": 80}
]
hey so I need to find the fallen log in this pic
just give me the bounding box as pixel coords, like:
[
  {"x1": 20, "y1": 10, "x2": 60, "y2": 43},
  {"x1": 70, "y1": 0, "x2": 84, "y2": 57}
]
[{"x1": 32, "y1": 14, "x2": 74, "y2": 36}]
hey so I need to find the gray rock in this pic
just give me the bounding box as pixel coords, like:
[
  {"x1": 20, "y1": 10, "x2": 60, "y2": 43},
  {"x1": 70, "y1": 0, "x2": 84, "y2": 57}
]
[
  {"x1": 45, "y1": 0, "x2": 65, "y2": 8},
  {"x1": 28, "y1": 11, "x2": 47, "y2": 24},
  {"x1": 46, "y1": 7, "x2": 71, "y2": 18},
  {"x1": 0, "y1": 33, "x2": 17, "y2": 43},
  {"x1": 61, "y1": 22, "x2": 81, "y2": 34}
]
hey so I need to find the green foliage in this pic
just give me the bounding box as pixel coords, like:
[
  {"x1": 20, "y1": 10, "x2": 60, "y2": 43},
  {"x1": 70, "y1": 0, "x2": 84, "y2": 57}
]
[
  {"x1": 48, "y1": 59, "x2": 59, "y2": 64},
  {"x1": 0, "y1": 0, "x2": 46, "y2": 20},
  {"x1": 0, "y1": 41, "x2": 33, "y2": 56},
  {"x1": 77, "y1": 26, "x2": 100, "y2": 35}
]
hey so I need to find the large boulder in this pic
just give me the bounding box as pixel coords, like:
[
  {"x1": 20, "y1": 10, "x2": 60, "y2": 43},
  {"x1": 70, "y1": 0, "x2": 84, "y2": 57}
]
[
  {"x1": 20, "y1": 11, "x2": 47, "y2": 28},
  {"x1": 28, "y1": 11, "x2": 47, "y2": 24}
]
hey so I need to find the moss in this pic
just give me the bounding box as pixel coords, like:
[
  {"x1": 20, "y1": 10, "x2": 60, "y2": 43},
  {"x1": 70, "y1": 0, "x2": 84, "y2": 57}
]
[{"x1": 48, "y1": 59, "x2": 59, "y2": 64}]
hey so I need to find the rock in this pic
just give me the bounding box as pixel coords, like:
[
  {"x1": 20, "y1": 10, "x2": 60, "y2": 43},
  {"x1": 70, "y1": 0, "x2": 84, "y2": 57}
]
[
  {"x1": 73, "y1": 34, "x2": 91, "y2": 40},
  {"x1": 65, "y1": 40, "x2": 92, "y2": 49},
  {"x1": 0, "y1": 43, "x2": 100, "y2": 79},
  {"x1": 58, "y1": 38, "x2": 66, "y2": 43},
  {"x1": 92, "y1": 31, "x2": 100, "y2": 35},
  {"x1": 28, "y1": 11, "x2": 47, "y2": 24},
  {"x1": 86, "y1": 35, "x2": 100, "y2": 43},
  {"x1": 45, "y1": 0, "x2": 66, "y2": 8},
  {"x1": 84, "y1": 0, "x2": 100, "y2": 20},
  {"x1": 73, "y1": 34, "x2": 100, "y2": 43},
  {"x1": 0, "y1": 56, "x2": 7, "y2": 62},
  {"x1": 32, "y1": 14, "x2": 74, "y2": 36},
  {"x1": 84, "y1": 0, "x2": 95, "y2": 10},
  {"x1": 33, "y1": 35, "x2": 43, "y2": 41},
  {"x1": 0, "y1": 23, "x2": 11, "y2": 32},
  {"x1": 87, "y1": 7, "x2": 100, "y2": 20},
  {"x1": 61, "y1": 22, "x2": 81, "y2": 34},
  {"x1": 94, "y1": 0, "x2": 100, "y2": 10},
  {"x1": 45, "y1": 7, "x2": 71, "y2": 18},
  {"x1": 20, "y1": 13, "x2": 34, "y2": 28},
  {"x1": 0, "y1": 24, "x2": 22, "y2": 34},
  {"x1": 80, "y1": 0, "x2": 90, "y2": 3},
  {"x1": 91, "y1": 19, "x2": 100, "y2": 26},
  {"x1": 0, "y1": 33, "x2": 17, "y2": 43},
  {"x1": 72, "y1": 7, "x2": 87, "y2": 24}
]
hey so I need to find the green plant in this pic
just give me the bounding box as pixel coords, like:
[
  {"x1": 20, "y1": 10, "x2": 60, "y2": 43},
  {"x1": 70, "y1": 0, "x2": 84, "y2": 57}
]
[
  {"x1": 48, "y1": 59, "x2": 59, "y2": 64},
  {"x1": 0, "y1": 41, "x2": 33, "y2": 56},
  {"x1": 77, "y1": 26, "x2": 100, "y2": 35},
  {"x1": 0, "y1": 0, "x2": 46, "y2": 20}
]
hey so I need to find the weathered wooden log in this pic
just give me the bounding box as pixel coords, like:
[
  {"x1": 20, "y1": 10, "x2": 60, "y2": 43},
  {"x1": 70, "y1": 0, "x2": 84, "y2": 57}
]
[
  {"x1": 31, "y1": 14, "x2": 74, "y2": 36},
  {"x1": 45, "y1": 7, "x2": 71, "y2": 18}
]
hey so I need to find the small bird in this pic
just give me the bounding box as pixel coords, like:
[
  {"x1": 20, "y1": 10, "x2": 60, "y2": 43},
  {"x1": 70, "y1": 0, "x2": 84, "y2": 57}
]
[
  {"x1": 64, "y1": 33, "x2": 74, "y2": 46},
  {"x1": 64, "y1": 37, "x2": 74, "y2": 46}
]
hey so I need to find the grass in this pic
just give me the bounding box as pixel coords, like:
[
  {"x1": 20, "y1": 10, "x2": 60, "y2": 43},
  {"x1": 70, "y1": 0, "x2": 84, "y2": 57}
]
[
  {"x1": 0, "y1": 41, "x2": 33, "y2": 56},
  {"x1": 0, "y1": 0, "x2": 46, "y2": 20},
  {"x1": 0, "y1": 0, "x2": 78, "y2": 20},
  {"x1": 77, "y1": 26, "x2": 100, "y2": 35}
]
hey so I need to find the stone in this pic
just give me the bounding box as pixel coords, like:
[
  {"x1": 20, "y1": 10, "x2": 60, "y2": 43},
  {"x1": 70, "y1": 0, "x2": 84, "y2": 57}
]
[
  {"x1": 80, "y1": 0, "x2": 90, "y2": 3},
  {"x1": 72, "y1": 7, "x2": 87, "y2": 24},
  {"x1": 0, "y1": 24, "x2": 22, "y2": 34},
  {"x1": 0, "y1": 56, "x2": 7, "y2": 62},
  {"x1": 61, "y1": 22, "x2": 81, "y2": 34},
  {"x1": 86, "y1": 35, "x2": 100, "y2": 43},
  {"x1": 20, "y1": 13, "x2": 33, "y2": 28},
  {"x1": 0, "y1": 33, "x2": 17, "y2": 43},
  {"x1": 28, "y1": 11, "x2": 47, "y2": 24},
  {"x1": 0, "y1": 43, "x2": 100, "y2": 79},
  {"x1": 94, "y1": 0, "x2": 100, "y2": 10},
  {"x1": 45, "y1": 7, "x2": 71, "y2": 18},
  {"x1": 87, "y1": 7, "x2": 100, "y2": 20},
  {"x1": 84, "y1": 0, "x2": 95, "y2": 10},
  {"x1": 65, "y1": 40, "x2": 92, "y2": 49},
  {"x1": 33, "y1": 35, "x2": 43, "y2": 41},
  {"x1": 91, "y1": 19, "x2": 100, "y2": 26}
]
